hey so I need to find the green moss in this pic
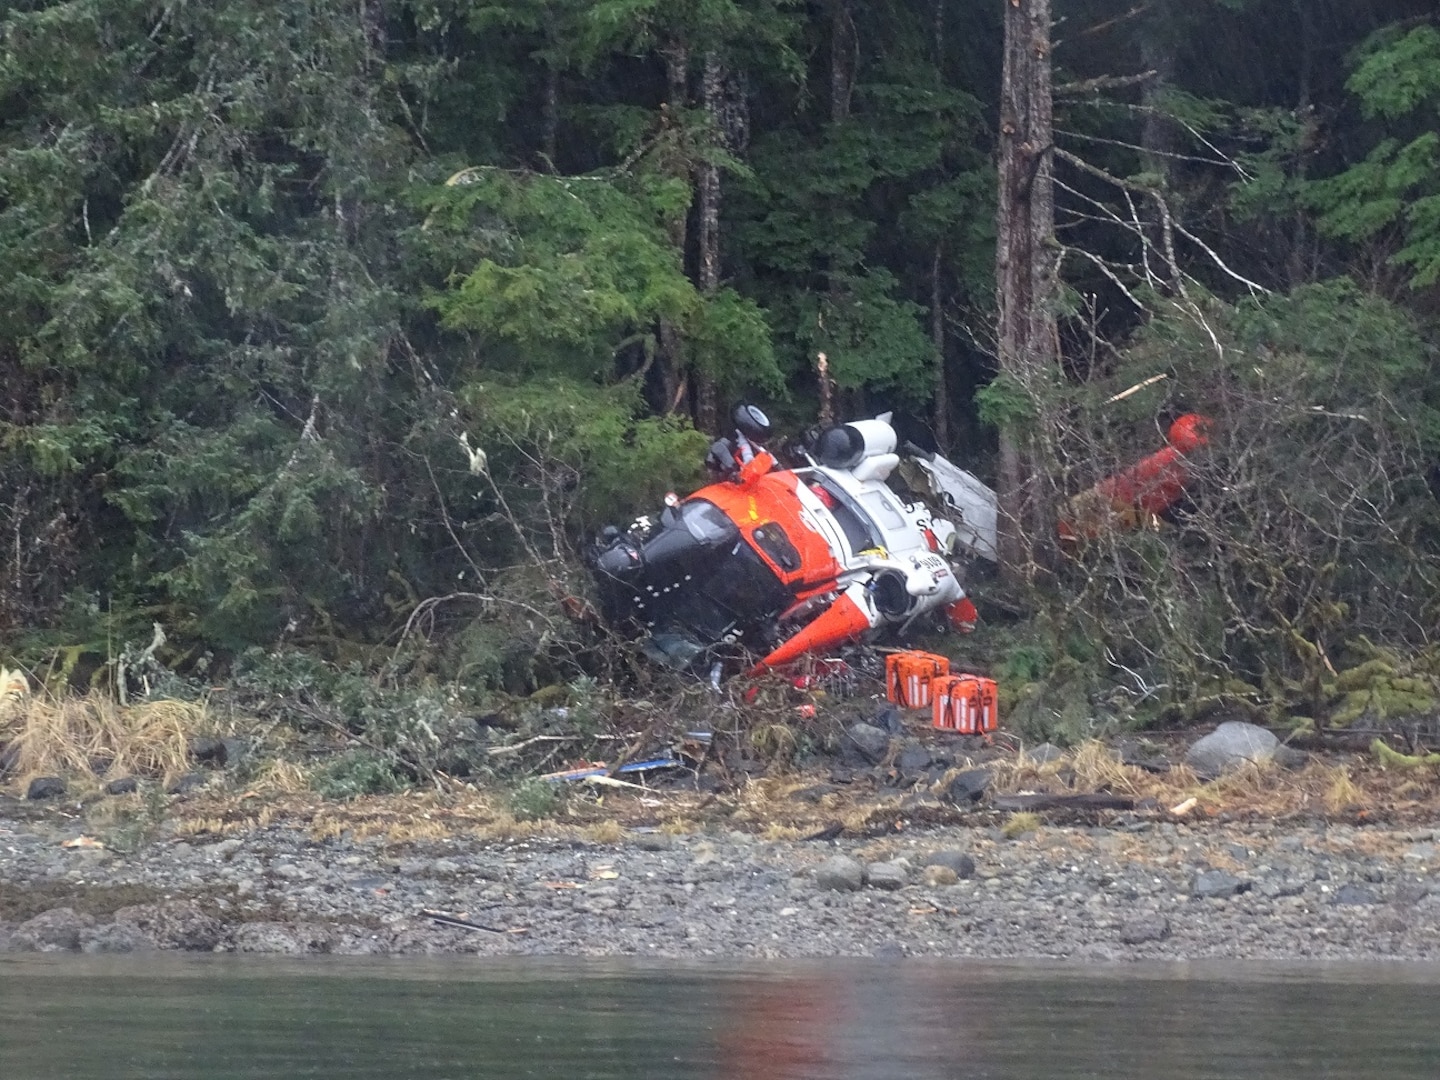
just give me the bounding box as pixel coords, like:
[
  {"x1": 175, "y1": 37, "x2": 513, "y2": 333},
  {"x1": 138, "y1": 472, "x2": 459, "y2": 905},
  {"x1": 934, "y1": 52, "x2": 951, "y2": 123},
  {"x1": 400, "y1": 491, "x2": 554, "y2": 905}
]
[
  {"x1": 1325, "y1": 650, "x2": 1438, "y2": 726},
  {"x1": 1334, "y1": 658, "x2": 1398, "y2": 692},
  {"x1": 1371, "y1": 738, "x2": 1440, "y2": 769}
]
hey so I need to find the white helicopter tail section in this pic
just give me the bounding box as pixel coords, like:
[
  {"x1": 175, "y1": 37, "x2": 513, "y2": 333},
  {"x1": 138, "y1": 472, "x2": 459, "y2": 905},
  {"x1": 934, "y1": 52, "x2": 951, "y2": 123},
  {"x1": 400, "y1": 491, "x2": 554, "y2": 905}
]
[{"x1": 914, "y1": 454, "x2": 999, "y2": 563}]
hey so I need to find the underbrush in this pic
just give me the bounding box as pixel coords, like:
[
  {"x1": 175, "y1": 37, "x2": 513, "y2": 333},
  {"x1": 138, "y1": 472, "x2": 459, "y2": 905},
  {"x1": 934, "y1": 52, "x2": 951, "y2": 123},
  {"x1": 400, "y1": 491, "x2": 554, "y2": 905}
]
[{"x1": 0, "y1": 683, "x2": 211, "y2": 790}]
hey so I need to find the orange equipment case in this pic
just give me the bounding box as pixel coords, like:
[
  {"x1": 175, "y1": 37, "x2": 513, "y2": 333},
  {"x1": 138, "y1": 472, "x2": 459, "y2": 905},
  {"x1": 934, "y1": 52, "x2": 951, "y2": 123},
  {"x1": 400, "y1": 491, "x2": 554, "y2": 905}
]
[
  {"x1": 931, "y1": 674, "x2": 999, "y2": 734},
  {"x1": 885, "y1": 651, "x2": 950, "y2": 709}
]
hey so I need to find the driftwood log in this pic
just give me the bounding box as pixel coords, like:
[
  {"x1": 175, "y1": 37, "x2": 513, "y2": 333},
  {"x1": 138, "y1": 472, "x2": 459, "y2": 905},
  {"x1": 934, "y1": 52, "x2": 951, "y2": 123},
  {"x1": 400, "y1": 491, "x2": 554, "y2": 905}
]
[{"x1": 991, "y1": 793, "x2": 1135, "y2": 812}]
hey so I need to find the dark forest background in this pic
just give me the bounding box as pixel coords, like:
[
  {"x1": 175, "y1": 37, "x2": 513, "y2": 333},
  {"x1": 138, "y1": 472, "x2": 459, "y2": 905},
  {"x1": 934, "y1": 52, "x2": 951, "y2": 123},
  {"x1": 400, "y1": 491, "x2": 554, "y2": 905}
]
[{"x1": 3, "y1": 0, "x2": 1439, "y2": 731}]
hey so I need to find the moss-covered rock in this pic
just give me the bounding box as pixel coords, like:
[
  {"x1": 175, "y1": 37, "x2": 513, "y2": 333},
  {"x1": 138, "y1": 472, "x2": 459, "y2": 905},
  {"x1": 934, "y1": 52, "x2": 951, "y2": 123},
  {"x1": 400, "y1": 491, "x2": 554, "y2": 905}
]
[{"x1": 1324, "y1": 641, "x2": 1440, "y2": 727}]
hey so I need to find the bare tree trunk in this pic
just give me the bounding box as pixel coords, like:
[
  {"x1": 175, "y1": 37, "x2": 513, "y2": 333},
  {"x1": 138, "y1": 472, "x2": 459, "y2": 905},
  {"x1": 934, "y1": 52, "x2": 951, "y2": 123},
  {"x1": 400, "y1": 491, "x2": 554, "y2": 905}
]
[
  {"x1": 830, "y1": 0, "x2": 855, "y2": 124},
  {"x1": 360, "y1": 0, "x2": 385, "y2": 65},
  {"x1": 335, "y1": 0, "x2": 386, "y2": 246},
  {"x1": 694, "y1": 52, "x2": 724, "y2": 433},
  {"x1": 658, "y1": 43, "x2": 690, "y2": 415},
  {"x1": 1139, "y1": 0, "x2": 1178, "y2": 292},
  {"x1": 996, "y1": 0, "x2": 1058, "y2": 574},
  {"x1": 823, "y1": 1, "x2": 855, "y2": 419},
  {"x1": 1139, "y1": 3, "x2": 1176, "y2": 177},
  {"x1": 931, "y1": 0, "x2": 949, "y2": 451},
  {"x1": 931, "y1": 245, "x2": 950, "y2": 451},
  {"x1": 1287, "y1": 0, "x2": 1317, "y2": 289},
  {"x1": 541, "y1": 56, "x2": 559, "y2": 169}
]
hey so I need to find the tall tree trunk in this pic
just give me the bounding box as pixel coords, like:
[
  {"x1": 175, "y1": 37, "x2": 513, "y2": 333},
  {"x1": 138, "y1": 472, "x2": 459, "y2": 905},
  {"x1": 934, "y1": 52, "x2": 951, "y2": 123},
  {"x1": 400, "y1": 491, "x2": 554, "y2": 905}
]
[
  {"x1": 830, "y1": 0, "x2": 855, "y2": 125},
  {"x1": 657, "y1": 43, "x2": 690, "y2": 415},
  {"x1": 694, "y1": 52, "x2": 724, "y2": 433},
  {"x1": 931, "y1": 0, "x2": 949, "y2": 450},
  {"x1": 541, "y1": 55, "x2": 559, "y2": 169},
  {"x1": 826, "y1": 1, "x2": 855, "y2": 417},
  {"x1": 1287, "y1": 0, "x2": 1317, "y2": 289},
  {"x1": 360, "y1": 0, "x2": 386, "y2": 66},
  {"x1": 1139, "y1": 0, "x2": 1178, "y2": 292},
  {"x1": 932, "y1": 244, "x2": 950, "y2": 451},
  {"x1": 1139, "y1": 2, "x2": 1176, "y2": 178},
  {"x1": 996, "y1": 0, "x2": 1058, "y2": 575}
]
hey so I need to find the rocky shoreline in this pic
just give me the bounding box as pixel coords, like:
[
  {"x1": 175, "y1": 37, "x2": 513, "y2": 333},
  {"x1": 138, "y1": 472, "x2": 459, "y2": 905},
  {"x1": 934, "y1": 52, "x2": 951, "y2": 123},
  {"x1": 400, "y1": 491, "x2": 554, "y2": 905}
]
[{"x1": 5, "y1": 807, "x2": 1440, "y2": 961}]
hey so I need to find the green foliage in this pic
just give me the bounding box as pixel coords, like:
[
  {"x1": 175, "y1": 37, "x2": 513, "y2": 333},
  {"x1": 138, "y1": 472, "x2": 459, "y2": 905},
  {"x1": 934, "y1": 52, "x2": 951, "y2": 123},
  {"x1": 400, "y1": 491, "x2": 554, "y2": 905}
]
[
  {"x1": 311, "y1": 750, "x2": 412, "y2": 799},
  {"x1": 998, "y1": 642, "x2": 1054, "y2": 685},
  {"x1": 0, "y1": 0, "x2": 412, "y2": 648},
  {"x1": 779, "y1": 270, "x2": 934, "y2": 399},
  {"x1": 426, "y1": 166, "x2": 779, "y2": 392},
  {"x1": 507, "y1": 776, "x2": 564, "y2": 820},
  {"x1": 1305, "y1": 26, "x2": 1440, "y2": 287},
  {"x1": 232, "y1": 648, "x2": 477, "y2": 780},
  {"x1": 454, "y1": 378, "x2": 710, "y2": 525},
  {"x1": 975, "y1": 373, "x2": 1036, "y2": 431},
  {"x1": 428, "y1": 169, "x2": 694, "y2": 353},
  {"x1": 1229, "y1": 280, "x2": 1440, "y2": 451},
  {"x1": 731, "y1": 50, "x2": 991, "y2": 401},
  {"x1": 1004, "y1": 659, "x2": 1113, "y2": 748},
  {"x1": 1347, "y1": 25, "x2": 1440, "y2": 121}
]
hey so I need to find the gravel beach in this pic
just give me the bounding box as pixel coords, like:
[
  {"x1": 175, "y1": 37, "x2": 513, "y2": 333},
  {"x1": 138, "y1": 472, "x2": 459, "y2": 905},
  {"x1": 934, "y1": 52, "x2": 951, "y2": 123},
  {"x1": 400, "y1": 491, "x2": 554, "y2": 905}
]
[{"x1": 4, "y1": 807, "x2": 1439, "y2": 962}]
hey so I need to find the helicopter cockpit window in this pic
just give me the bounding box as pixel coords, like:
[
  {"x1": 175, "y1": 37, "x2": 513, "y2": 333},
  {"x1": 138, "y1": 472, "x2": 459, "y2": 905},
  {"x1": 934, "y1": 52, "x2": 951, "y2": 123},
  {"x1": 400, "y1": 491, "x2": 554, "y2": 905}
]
[
  {"x1": 858, "y1": 488, "x2": 908, "y2": 533},
  {"x1": 803, "y1": 473, "x2": 878, "y2": 554},
  {"x1": 677, "y1": 500, "x2": 739, "y2": 544}
]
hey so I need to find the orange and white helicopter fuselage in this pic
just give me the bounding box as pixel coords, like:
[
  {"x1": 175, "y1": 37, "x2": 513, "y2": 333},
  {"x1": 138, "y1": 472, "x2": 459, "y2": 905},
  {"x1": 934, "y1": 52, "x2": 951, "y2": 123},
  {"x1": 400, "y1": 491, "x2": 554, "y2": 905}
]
[{"x1": 590, "y1": 414, "x2": 977, "y2": 675}]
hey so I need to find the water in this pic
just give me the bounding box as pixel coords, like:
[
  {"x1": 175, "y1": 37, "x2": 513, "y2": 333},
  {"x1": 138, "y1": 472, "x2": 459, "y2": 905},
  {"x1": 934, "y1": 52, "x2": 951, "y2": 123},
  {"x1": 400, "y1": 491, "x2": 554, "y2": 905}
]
[{"x1": 3, "y1": 956, "x2": 1439, "y2": 1079}]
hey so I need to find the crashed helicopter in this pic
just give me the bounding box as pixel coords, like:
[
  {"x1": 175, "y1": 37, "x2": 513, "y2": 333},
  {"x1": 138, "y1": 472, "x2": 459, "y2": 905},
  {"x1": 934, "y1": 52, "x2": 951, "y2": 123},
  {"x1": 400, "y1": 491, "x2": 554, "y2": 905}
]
[
  {"x1": 588, "y1": 406, "x2": 993, "y2": 676},
  {"x1": 588, "y1": 404, "x2": 1211, "y2": 677},
  {"x1": 581, "y1": 403, "x2": 1203, "y2": 676}
]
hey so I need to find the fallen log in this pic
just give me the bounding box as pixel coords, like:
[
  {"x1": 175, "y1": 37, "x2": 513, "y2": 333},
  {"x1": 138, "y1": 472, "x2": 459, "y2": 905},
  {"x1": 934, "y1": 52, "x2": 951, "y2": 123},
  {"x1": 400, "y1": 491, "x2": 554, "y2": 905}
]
[{"x1": 991, "y1": 793, "x2": 1135, "y2": 812}]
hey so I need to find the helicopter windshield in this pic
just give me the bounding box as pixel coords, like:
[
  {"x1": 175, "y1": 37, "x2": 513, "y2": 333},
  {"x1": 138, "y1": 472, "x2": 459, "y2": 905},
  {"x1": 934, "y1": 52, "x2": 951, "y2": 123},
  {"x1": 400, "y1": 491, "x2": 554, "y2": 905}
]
[{"x1": 674, "y1": 500, "x2": 739, "y2": 544}]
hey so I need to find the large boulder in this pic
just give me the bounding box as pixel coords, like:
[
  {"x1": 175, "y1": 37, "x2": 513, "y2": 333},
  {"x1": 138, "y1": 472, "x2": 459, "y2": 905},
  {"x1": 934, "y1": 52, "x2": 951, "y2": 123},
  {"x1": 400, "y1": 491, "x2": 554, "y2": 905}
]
[
  {"x1": 865, "y1": 861, "x2": 909, "y2": 891},
  {"x1": 25, "y1": 776, "x2": 66, "y2": 800},
  {"x1": 944, "y1": 768, "x2": 990, "y2": 804},
  {"x1": 12, "y1": 908, "x2": 94, "y2": 951},
  {"x1": 921, "y1": 850, "x2": 977, "y2": 879},
  {"x1": 231, "y1": 922, "x2": 336, "y2": 954},
  {"x1": 1191, "y1": 869, "x2": 1250, "y2": 899},
  {"x1": 80, "y1": 922, "x2": 155, "y2": 954},
  {"x1": 112, "y1": 900, "x2": 224, "y2": 951},
  {"x1": 1185, "y1": 721, "x2": 1278, "y2": 779},
  {"x1": 845, "y1": 723, "x2": 892, "y2": 765},
  {"x1": 813, "y1": 855, "x2": 865, "y2": 892}
]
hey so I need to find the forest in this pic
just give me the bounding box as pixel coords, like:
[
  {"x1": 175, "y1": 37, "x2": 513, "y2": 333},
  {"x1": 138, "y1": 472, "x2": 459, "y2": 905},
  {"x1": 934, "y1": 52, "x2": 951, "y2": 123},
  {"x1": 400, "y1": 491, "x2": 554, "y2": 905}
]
[{"x1": 2, "y1": 0, "x2": 1439, "y2": 746}]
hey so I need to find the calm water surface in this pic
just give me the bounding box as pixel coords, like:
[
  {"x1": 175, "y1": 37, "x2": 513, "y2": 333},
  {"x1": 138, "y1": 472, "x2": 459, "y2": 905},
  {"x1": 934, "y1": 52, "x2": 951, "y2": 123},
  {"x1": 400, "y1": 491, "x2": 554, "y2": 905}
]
[{"x1": 2, "y1": 956, "x2": 1438, "y2": 1079}]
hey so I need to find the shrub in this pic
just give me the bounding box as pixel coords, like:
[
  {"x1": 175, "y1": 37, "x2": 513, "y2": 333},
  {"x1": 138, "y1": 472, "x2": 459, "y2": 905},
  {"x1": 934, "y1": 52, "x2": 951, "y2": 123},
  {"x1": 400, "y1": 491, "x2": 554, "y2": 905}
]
[
  {"x1": 310, "y1": 750, "x2": 410, "y2": 800},
  {"x1": 507, "y1": 777, "x2": 563, "y2": 821}
]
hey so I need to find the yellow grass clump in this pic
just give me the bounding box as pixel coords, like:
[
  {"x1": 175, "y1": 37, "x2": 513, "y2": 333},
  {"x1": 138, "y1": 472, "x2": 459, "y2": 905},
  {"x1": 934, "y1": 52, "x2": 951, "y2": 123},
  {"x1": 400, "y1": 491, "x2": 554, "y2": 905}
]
[
  {"x1": 583, "y1": 819, "x2": 626, "y2": 844},
  {"x1": 1002, "y1": 811, "x2": 1042, "y2": 838},
  {"x1": 0, "y1": 691, "x2": 207, "y2": 787}
]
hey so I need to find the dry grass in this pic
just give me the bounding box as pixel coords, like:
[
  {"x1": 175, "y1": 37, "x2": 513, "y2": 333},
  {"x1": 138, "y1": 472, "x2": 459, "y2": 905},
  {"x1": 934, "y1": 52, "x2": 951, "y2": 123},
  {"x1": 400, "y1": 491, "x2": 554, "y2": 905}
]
[
  {"x1": 583, "y1": 819, "x2": 625, "y2": 844},
  {"x1": 980, "y1": 739, "x2": 1435, "y2": 824},
  {"x1": 247, "y1": 759, "x2": 310, "y2": 795},
  {"x1": 309, "y1": 814, "x2": 346, "y2": 842},
  {"x1": 760, "y1": 823, "x2": 804, "y2": 841},
  {"x1": 1002, "y1": 811, "x2": 1042, "y2": 838},
  {"x1": 174, "y1": 817, "x2": 230, "y2": 837},
  {"x1": 0, "y1": 691, "x2": 206, "y2": 787},
  {"x1": 1324, "y1": 766, "x2": 1364, "y2": 813}
]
